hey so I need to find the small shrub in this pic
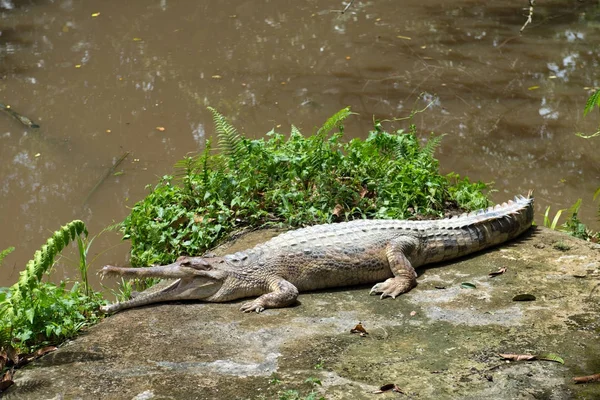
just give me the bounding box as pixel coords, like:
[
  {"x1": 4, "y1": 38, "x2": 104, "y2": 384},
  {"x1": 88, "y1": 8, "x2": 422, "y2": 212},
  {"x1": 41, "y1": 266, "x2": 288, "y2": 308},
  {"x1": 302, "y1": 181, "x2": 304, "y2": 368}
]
[{"x1": 121, "y1": 108, "x2": 489, "y2": 267}]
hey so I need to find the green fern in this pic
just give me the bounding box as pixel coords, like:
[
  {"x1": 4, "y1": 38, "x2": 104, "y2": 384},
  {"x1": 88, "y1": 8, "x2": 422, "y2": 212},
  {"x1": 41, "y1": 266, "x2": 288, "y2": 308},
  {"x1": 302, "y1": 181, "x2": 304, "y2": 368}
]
[
  {"x1": 316, "y1": 107, "x2": 353, "y2": 137},
  {"x1": 0, "y1": 246, "x2": 14, "y2": 266},
  {"x1": 291, "y1": 124, "x2": 303, "y2": 138},
  {"x1": 301, "y1": 108, "x2": 354, "y2": 174},
  {"x1": 584, "y1": 89, "x2": 600, "y2": 116},
  {"x1": 174, "y1": 140, "x2": 214, "y2": 191},
  {"x1": 9, "y1": 220, "x2": 88, "y2": 308},
  {"x1": 0, "y1": 319, "x2": 10, "y2": 349},
  {"x1": 208, "y1": 106, "x2": 247, "y2": 162},
  {"x1": 576, "y1": 89, "x2": 600, "y2": 139},
  {"x1": 421, "y1": 133, "x2": 446, "y2": 159}
]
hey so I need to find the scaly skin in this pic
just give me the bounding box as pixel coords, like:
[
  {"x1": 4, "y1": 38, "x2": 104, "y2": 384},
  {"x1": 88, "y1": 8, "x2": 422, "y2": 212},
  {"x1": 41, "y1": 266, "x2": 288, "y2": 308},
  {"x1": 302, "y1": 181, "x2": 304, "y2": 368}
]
[{"x1": 100, "y1": 193, "x2": 534, "y2": 313}]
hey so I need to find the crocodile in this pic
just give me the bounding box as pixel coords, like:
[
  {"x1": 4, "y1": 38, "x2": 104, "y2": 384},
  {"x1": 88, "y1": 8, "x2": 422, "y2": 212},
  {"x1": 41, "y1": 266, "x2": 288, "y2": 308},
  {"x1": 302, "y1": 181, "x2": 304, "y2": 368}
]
[{"x1": 100, "y1": 193, "x2": 534, "y2": 314}]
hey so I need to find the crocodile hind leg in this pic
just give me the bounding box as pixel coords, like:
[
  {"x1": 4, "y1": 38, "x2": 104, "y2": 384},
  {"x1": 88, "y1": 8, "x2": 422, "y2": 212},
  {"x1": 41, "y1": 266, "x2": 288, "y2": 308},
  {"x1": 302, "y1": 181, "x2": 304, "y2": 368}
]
[{"x1": 370, "y1": 237, "x2": 418, "y2": 299}]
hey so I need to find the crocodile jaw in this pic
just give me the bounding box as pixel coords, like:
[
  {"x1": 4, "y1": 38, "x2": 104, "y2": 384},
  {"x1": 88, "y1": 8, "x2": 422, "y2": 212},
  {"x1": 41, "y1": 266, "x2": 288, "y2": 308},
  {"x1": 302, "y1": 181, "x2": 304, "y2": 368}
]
[
  {"x1": 99, "y1": 256, "x2": 229, "y2": 313},
  {"x1": 99, "y1": 277, "x2": 225, "y2": 314}
]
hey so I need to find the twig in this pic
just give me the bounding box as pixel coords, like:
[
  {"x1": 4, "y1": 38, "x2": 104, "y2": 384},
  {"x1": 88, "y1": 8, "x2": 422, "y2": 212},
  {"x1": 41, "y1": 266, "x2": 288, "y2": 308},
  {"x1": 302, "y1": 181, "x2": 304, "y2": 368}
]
[
  {"x1": 83, "y1": 151, "x2": 130, "y2": 205},
  {"x1": 573, "y1": 373, "x2": 600, "y2": 384},
  {"x1": 0, "y1": 102, "x2": 40, "y2": 128},
  {"x1": 341, "y1": 0, "x2": 355, "y2": 14},
  {"x1": 520, "y1": 0, "x2": 535, "y2": 33}
]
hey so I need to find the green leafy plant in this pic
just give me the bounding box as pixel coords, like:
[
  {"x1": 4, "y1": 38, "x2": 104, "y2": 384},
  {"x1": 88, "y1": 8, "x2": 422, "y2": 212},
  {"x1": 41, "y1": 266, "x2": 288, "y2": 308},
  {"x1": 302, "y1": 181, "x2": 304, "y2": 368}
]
[
  {"x1": 576, "y1": 89, "x2": 600, "y2": 139},
  {"x1": 277, "y1": 375, "x2": 325, "y2": 400},
  {"x1": 561, "y1": 89, "x2": 600, "y2": 241},
  {"x1": 6, "y1": 220, "x2": 88, "y2": 311},
  {"x1": 544, "y1": 206, "x2": 566, "y2": 230},
  {"x1": 576, "y1": 90, "x2": 600, "y2": 219},
  {"x1": 543, "y1": 198, "x2": 599, "y2": 242},
  {"x1": 121, "y1": 108, "x2": 489, "y2": 268},
  {"x1": 0, "y1": 221, "x2": 105, "y2": 355},
  {"x1": 0, "y1": 247, "x2": 14, "y2": 266}
]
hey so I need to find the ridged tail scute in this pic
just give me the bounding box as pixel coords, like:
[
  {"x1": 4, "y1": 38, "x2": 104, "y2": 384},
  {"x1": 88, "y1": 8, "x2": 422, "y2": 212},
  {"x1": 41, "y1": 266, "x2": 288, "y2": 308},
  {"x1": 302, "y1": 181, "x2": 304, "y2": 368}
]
[
  {"x1": 444, "y1": 193, "x2": 534, "y2": 230},
  {"x1": 418, "y1": 192, "x2": 534, "y2": 265}
]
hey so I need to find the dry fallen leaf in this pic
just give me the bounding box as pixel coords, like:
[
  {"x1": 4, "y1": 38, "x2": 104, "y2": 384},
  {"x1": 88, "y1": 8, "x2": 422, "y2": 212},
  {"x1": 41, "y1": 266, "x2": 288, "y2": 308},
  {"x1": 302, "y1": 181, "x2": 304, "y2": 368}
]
[
  {"x1": 372, "y1": 383, "x2": 404, "y2": 394},
  {"x1": 350, "y1": 322, "x2": 369, "y2": 337},
  {"x1": 512, "y1": 294, "x2": 536, "y2": 301},
  {"x1": 498, "y1": 353, "x2": 564, "y2": 364},
  {"x1": 0, "y1": 369, "x2": 14, "y2": 391},
  {"x1": 5, "y1": 346, "x2": 17, "y2": 365},
  {"x1": 489, "y1": 267, "x2": 507, "y2": 277},
  {"x1": 17, "y1": 346, "x2": 57, "y2": 367},
  {"x1": 499, "y1": 353, "x2": 537, "y2": 361},
  {"x1": 33, "y1": 345, "x2": 57, "y2": 359},
  {"x1": 332, "y1": 204, "x2": 343, "y2": 217},
  {"x1": 573, "y1": 373, "x2": 600, "y2": 384}
]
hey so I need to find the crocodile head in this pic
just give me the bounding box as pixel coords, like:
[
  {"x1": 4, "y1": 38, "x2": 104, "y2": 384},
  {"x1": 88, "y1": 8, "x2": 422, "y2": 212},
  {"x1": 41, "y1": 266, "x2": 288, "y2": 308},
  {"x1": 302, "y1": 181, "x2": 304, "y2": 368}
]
[{"x1": 99, "y1": 256, "x2": 230, "y2": 314}]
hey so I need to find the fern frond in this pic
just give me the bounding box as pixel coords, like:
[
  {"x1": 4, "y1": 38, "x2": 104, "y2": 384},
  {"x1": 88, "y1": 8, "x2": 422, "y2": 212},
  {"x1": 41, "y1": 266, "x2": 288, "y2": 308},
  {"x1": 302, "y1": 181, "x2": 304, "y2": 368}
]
[
  {"x1": 0, "y1": 246, "x2": 14, "y2": 266},
  {"x1": 290, "y1": 125, "x2": 303, "y2": 137},
  {"x1": 0, "y1": 319, "x2": 10, "y2": 349},
  {"x1": 173, "y1": 155, "x2": 198, "y2": 180},
  {"x1": 584, "y1": 89, "x2": 600, "y2": 116},
  {"x1": 10, "y1": 220, "x2": 88, "y2": 307},
  {"x1": 173, "y1": 155, "x2": 198, "y2": 172},
  {"x1": 421, "y1": 134, "x2": 446, "y2": 158},
  {"x1": 208, "y1": 107, "x2": 246, "y2": 161},
  {"x1": 317, "y1": 107, "x2": 353, "y2": 136}
]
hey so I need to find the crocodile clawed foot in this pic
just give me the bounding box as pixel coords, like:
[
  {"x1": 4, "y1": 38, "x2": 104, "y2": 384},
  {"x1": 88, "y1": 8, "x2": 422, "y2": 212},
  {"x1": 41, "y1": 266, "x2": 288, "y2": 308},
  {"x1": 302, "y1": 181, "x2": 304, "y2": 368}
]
[
  {"x1": 240, "y1": 300, "x2": 265, "y2": 313},
  {"x1": 370, "y1": 277, "x2": 415, "y2": 299}
]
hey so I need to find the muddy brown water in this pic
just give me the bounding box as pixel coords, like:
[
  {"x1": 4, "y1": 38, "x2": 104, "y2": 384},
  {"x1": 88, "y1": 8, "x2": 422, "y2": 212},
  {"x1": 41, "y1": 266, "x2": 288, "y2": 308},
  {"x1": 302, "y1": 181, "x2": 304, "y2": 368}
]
[{"x1": 0, "y1": 0, "x2": 599, "y2": 288}]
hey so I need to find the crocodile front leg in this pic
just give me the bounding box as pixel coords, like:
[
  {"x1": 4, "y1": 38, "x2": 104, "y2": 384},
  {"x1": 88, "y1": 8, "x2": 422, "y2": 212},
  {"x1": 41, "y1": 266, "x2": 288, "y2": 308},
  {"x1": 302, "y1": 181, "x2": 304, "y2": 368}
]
[
  {"x1": 370, "y1": 237, "x2": 418, "y2": 299},
  {"x1": 239, "y1": 278, "x2": 299, "y2": 313}
]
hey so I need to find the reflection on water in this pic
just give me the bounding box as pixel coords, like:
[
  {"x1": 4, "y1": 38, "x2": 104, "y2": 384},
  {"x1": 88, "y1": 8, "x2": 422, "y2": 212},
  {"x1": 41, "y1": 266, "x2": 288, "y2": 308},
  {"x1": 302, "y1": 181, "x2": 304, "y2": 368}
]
[{"x1": 0, "y1": 0, "x2": 599, "y2": 286}]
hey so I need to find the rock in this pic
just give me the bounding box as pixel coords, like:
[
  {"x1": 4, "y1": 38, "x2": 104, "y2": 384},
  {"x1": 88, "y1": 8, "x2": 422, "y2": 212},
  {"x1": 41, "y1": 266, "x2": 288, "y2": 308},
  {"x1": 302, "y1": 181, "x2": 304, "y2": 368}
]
[{"x1": 6, "y1": 227, "x2": 600, "y2": 400}]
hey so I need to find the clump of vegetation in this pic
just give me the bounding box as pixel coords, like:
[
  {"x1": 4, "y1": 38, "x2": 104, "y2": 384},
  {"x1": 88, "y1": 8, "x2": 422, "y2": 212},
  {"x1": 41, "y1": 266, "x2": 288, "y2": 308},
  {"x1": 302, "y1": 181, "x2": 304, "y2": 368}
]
[
  {"x1": 0, "y1": 221, "x2": 105, "y2": 356},
  {"x1": 552, "y1": 241, "x2": 571, "y2": 252},
  {"x1": 267, "y1": 364, "x2": 326, "y2": 400},
  {"x1": 122, "y1": 107, "x2": 489, "y2": 267},
  {"x1": 543, "y1": 89, "x2": 600, "y2": 242},
  {"x1": 544, "y1": 199, "x2": 599, "y2": 242}
]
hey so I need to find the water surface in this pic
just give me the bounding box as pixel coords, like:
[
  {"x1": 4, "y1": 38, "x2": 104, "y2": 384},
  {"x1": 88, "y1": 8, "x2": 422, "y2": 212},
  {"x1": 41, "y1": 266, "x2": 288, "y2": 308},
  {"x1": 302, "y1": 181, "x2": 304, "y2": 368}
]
[{"x1": 1, "y1": 0, "x2": 598, "y2": 287}]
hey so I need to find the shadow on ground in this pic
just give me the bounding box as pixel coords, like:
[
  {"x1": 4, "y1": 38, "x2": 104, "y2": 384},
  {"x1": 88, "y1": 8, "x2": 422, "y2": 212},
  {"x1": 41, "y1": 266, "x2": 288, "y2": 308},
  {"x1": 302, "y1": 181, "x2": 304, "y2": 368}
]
[{"x1": 5, "y1": 227, "x2": 600, "y2": 399}]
